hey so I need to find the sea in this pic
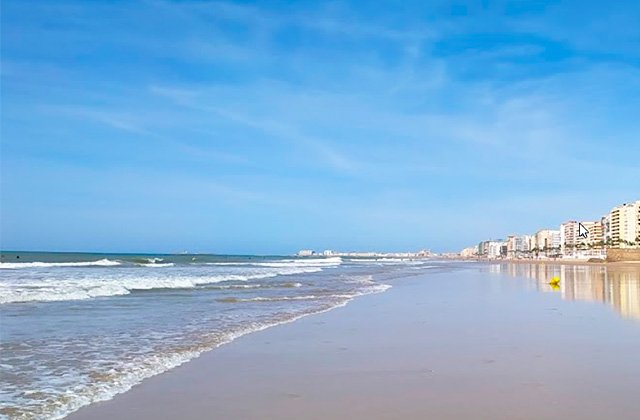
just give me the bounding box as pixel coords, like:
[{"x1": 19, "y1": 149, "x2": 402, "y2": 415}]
[{"x1": 0, "y1": 251, "x2": 435, "y2": 419}]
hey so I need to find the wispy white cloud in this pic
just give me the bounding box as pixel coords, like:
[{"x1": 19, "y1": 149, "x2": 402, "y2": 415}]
[
  {"x1": 40, "y1": 105, "x2": 154, "y2": 136},
  {"x1": 38, "y1": 102, "x2": 251, "y2": 166},
  {"x1": 177, "y1": 0, "x2": 434, "y2": 42},
  {"x1": 150, "y1": 82, "x2": 366, "y2": 173}
]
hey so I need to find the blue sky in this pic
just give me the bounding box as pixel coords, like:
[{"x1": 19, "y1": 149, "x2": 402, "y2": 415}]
[{"x1": 1, "y1": 0, "x2": 639, "y2": 254}]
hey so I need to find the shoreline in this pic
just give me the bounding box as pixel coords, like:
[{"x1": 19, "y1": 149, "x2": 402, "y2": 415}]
[
  {"x1": 52, "y1": 283, "x2": 391, "y2": 419},
  {"x1": 68, "y1": 263, "x2": 640, "y2": 420},
  {"x1": 456, "y1": 258, "x2": 640, "y2": 266}
]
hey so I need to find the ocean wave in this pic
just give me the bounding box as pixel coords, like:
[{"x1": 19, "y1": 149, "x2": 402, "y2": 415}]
[
  {"x1": 1, "y1": 271, "x2": 392, "y2": 419},
  {"x1": 20, "y1": 293, "x2": 381, "y2": 420},
  {"x1": 205, "y1": 282, "x2": 302, "y2": 290},
  {"x1": 218, "y1": 295, "x2": 326, "y2": 303},
  {"x1": 138, "y1": 263, "x2": 175, "y2": 268},
  {"x1": 0, "y1": 259, "x2": 121, "y2": 269},
  {"x1": 218, "y1": 284, "x2": 391, "y2": 304},
  {"x1": 0, "y1": 268, "x2": 322, "y2": 304},
  {"x1": 206, "y1": 257, "x2": 342, "y2": 268},
  {"x1": 345, "y1": 257, "x2": 430, "y2": 264},
  {"x1": 342, "y1": 274, "x2": 375, "y2": 284}
]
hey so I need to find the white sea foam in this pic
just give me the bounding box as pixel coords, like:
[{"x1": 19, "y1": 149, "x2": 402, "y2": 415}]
[
  {"x1": 21, "y1": 279, "x2": 391, "y2": 420},
  {"x1": 207, "y1": 257, "x2": 342, "y2": 268},
  {"x1": 345, "y1": 258, "x2": 432, "y2": 265},
  {"x1": 220, "y1": 295, "x2": 326, "y2": 302},
  {"x1": 138, "y1": 263, "x2": 175, "y2": 268},
  {"x1": 342, "y1": 274, "x2": 375, "y2": 284},
  {"x1": 0, "y1": 259, "x2": 121, "y2": 269},
  {"x1": 206, "y1": 282, "x2": 302, "y2": 290},
  {"x1": 0, "y1": 267, "x2": 324, "y2": 304},
  {"x1": 220, "y1": 287, "x2": 389, "y2": 303}
]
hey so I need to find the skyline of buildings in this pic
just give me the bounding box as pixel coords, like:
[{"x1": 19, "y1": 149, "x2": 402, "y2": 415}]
[
  {"x1": 461, "y1": 199, "x2": 640, "y2": 260},
  {"x1": 297, "y1": 249, "x2": 433, "y2": 258}
]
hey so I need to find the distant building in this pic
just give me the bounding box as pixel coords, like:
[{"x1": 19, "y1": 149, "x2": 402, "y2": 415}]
[
  {"x1": 506, "y1": 236, "x2": 516, "y2": 258},
  {"x1": 582, "y1": 221, "x2": 604, "y2": 246},
  {"x1": 561, "y1": 220, "x2": 604, "y2": 257},
  {"x1": 416, "y1": 249, "x2": 433, "y2": 257},
  {"x1": 459, "y1": 198, "x2": 639, "y2": 260},
  {"x1": 460, "y1": 246, "x2": 478, "y2": 258},
  {"x1": 532, "y1": 229, "x2": 561, "y2": 258},
  {"x1": 602, "y1": 213, "x2": 612, "y2": 244},
  {"x1": 297, "y1": 250, "x2": 315, "y2": 257},
  {"x1": 527, "y1": 235, "x2": 537, "y2": 254},
  {"x1": 560, "y1": 221, "x2": 577, "y2": 255},
  {"x1": 487, "y1": 240, "x2": 507, "y2": 259},
  {"x1": 477, "y1": 240, "x2": 505, "y2": 259},
  {"x1": 507, "y1": 235, "x2": 530, "y2": 259},
  {"x1": 478, "y1": 240, "x2": 490, "y2": 257},
  {"x1": 606, "y1": 200, "x2": 640, "y2": 248}
]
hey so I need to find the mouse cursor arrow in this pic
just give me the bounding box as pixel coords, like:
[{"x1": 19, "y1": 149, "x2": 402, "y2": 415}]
[{"x1": 578, "y1": 222, "x2": 589, "y2": 239}]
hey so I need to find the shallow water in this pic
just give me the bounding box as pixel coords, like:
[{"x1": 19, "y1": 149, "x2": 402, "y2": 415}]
[
  {"x1": 0, "y1": 252, "x2": 431, "y2": 419},
  {"x1": 62, "y1": 260, "x2": 640, "y2": 420}
]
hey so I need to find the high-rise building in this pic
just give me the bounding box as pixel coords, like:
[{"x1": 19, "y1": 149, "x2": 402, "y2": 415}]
[
  {"x1": 460, "y1": 246, "x2": 478, "y2": 257},
  {"x1": 533, "y1": 229, "x2": 561, "y2": 257},
  {"x1": 560, "y1": 221, "x2": 577, "y2": 255},
  {"x1": 478, "y1": 240, "x2": 490, "y2": 257},
  {"x1": 528, "y1": 235, "x2": 537, "y2": 253},
  {"x1": 506, "y1": 235, "x2": 530, "y2": 258},
  {"x1": 602, "y1": 213, "x2": 611, "y2": 244},
  {"x1": 583, "y1": 221, "x2": 604, "y2": 245},
  {"x1": 606, "y1": 200, "x2": 640, "y2": 248},
  {"x1": 561, "y1": 220, "x2": 603, "y2": 255},
  {"x1": 487, "y1": 240, "x2": 506, "y2": 259}
]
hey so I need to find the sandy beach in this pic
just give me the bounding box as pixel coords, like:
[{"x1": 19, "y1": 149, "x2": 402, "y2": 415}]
[{"x1": 67, "y1": 263, "x2": 640, "y2": 420}]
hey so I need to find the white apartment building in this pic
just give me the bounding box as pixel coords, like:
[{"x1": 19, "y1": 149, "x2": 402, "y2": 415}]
[
  {"x1": 606, "y1": 200, "x2": 640, "y2": 248},
  {"x1": 560, "y1": 220, "x2": 607, "y2": 260},
  {"x1": 532, "y1": 229, "x2": 561, "y2": 257},
  {"x1": 460, "y1": 246, "x2": 478, "y2": 258},
  {"x1": 506, "y1": 235, "x2": 530, "y2": 258},
  {"x1": 560, "y1": 221, "x2": 577, "y2": 255},
  {"x1": 602, "y1": 213, "x2": 611, "y2": 243},
  {"x1": 561, "y1": 220, "x2": 604, "y2": 256},
  {"x1": 487, "y1": 240, "x2": 507, "y2": 259}
]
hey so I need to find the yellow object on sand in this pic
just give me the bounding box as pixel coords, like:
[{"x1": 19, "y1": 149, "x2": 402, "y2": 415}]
[{"x1": 549, "y1": 276, "x2": 560, "y2": 285}]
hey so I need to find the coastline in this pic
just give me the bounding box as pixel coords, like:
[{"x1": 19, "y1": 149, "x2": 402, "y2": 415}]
[
  {"x1": 68, "y1": 264, "x2": 640, "y2": 420},
  {"x1": 457, "y1": 258, "x2": 640, "y2": 266}
]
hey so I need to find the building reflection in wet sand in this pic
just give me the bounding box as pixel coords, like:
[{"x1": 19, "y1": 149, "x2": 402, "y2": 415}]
[{"x1": 494, "y1": 263, "x2": 640, "y2": 321}]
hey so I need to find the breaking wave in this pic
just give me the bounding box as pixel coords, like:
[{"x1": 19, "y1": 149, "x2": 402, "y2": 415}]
[
  {"x1": 0, "y1": 269, "x2": 321, "y2": 304},
  {"x1": 206, "y1": 257, "x2": 342, "y2": 268},
  {"x1": 0, "y1": 259, "x2": 121, "y2": 269}
]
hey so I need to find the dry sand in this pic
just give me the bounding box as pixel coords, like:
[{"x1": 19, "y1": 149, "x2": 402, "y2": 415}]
[{"x1": 68, "y1": 264, "x2": 640, "y2": 420}]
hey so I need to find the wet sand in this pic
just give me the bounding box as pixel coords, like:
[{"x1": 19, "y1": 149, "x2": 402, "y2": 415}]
[
  {"x1": 69, "y1": 264, "x2": 640, "y2": 420},
  {"x1": 462, "y1": 258, "x2": 640, "y2": 266}
]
